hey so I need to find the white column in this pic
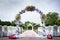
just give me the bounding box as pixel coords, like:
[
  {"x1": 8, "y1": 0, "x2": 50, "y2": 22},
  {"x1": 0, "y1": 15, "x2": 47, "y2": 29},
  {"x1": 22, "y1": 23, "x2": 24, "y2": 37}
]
[{"x1": 16, "y1": 21, "x2": 20, "y2": 35}]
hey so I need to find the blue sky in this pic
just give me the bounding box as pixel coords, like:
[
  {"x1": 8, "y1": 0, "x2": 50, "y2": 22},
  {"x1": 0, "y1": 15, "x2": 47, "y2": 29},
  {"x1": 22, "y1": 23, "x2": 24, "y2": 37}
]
[{"x1": 0, "y1": 0, "x2": 60, "y2": 24}]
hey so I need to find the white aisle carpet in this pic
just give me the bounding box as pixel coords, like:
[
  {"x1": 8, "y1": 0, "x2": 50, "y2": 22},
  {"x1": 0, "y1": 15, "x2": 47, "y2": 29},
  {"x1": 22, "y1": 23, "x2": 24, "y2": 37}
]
[{"x1": 19, "y1": 30, "x2": 44, "y2": 37}]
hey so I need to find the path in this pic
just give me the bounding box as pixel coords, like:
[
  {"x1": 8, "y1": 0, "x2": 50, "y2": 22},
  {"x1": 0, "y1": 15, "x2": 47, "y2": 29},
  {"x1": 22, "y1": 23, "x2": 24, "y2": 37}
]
[{"x1": 19, "y1": 30, "x2": 43, "y2": 37}]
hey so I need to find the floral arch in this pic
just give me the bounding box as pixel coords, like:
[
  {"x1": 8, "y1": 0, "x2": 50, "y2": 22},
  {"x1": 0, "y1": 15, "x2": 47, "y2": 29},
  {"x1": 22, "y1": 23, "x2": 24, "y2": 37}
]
[
  {"x1": 15, "y1": 6, "x2": 46, "y2": 30},
  {"x1": 15, "y1": 6, "x2": 46, "y2": 36},
  {"x1": 16, "y1": 6, "x2": 45, "y2": 24}
]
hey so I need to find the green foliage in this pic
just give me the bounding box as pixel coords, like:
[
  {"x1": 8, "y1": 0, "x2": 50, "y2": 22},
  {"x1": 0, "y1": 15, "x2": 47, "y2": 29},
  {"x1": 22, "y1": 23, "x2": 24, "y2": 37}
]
[
  {"x1": 56, "y1": 19, "x2": 60, "y2": 26},
  {"x1": 0, "y1": 19, "x2": 41, "y2": 30},
  {"x1": 45, "y1": 12, "x2": 59, "y2": 26},
  {"x1": 33, "y1": 24, "x2": 40, "y2": 30},
  {"x1": 0, "y1": 20, "x2": 11, "y2": 26},
  {"x1": 25, "y1": 21, "x2": 30, "y2": 26},
  {"x1": 0, "y1": 20, "x2": 16, "y2": 26},
  {"x1": 24, "y1": 21, "x2": 40, "y2": 30},
  {"x1": 11, "y1": 20, "x2": 16, "y2": 26}
]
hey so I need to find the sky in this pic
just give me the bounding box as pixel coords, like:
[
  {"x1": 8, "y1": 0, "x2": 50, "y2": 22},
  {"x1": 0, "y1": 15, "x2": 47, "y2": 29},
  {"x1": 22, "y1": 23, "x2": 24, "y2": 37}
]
[{"x1": 0, "y1": 0, "x2": 60, "y2": 24}]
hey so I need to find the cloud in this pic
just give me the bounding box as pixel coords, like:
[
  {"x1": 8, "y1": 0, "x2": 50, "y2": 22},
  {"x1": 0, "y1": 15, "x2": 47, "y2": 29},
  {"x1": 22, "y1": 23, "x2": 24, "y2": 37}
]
[
  {"x1": 0, "y1": 0, "x2": 60, "y2": 23},
  {"x1": 0, "y1": 0, "x2": 23, "y2": 21}
]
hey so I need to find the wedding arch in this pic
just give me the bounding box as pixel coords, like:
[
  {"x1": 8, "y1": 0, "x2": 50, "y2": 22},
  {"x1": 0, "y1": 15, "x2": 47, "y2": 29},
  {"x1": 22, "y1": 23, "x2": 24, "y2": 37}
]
[
  {"x1": 17, "y1": 6, "x2": 44, "y2": 24},
  {"x1": 15, "y1": 6, "x2": 45, "y2": 30}
]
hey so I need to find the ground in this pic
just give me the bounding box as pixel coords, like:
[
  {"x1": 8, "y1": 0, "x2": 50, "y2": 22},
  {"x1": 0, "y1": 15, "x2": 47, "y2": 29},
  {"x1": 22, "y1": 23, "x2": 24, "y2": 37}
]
[{"x1": 0, "y1": 37, "x2": 60, "y2": 40}]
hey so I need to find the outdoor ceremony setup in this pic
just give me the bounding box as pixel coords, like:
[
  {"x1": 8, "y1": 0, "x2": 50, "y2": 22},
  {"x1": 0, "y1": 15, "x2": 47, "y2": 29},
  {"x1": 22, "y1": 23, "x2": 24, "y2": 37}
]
[
  {"x1": 0, "y1": 6, "x2": 60, "y2": 39},
  {"x1": 14, "y1": 6, "x2": 47, "y2": 38}
]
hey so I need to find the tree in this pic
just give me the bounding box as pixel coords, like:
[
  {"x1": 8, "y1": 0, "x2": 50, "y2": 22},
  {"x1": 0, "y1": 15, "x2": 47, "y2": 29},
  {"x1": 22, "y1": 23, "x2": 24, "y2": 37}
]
[
  {"x1": 30, "y1": 22, "x2": 40, "y2": 30},
  {"x1": 11, "y1": 20, "x2": 16, "y2": 26},
  {"x1": 24, "y1": 21, "x2": 30, "y2": 30},
  {"x1": 33, "y1": 24, "x2": 40, "y2": 30},
  {"x1": 25, "y1": 21, "x2": 30, "y2": 27},
  {"x1": 4, "y1": 21, "x2": 11, "y2": 26},
  {"x1": 0, "y1": 19, "x2": 1, "y2": 25},
  {"x1": 0, "y1": 19, "x2": 1, "y2": 22},
  {"x1": 45, "y1": 12, "x2": 58, "y2": 26},
  {"x1": 24, "y1": 21, "x2": 41, "y2": 30},
  {"x1": 0, "y1": 21, "x2": 11, "y2": 26},
  {"x1": 56, "y1": 19, "x2": 60, "y2": 26},
  {"x1": 21, "y1": 21, "x2": 41, "y2": 30}
]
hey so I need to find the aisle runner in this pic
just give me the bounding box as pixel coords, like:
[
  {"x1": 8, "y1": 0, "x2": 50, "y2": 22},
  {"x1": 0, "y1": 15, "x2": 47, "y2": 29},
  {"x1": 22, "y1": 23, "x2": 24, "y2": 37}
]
[{"x1": 19, "y1": 30, "x2": 40, "y2": 37}]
